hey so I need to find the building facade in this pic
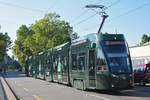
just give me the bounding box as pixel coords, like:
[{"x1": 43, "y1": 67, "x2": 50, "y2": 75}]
[
  {"x1": 129, "y1": 43, "x2": 150, "y2": 66},
  {"x1": 0, "y1": 54, "x2": 13, "y2": 72}
]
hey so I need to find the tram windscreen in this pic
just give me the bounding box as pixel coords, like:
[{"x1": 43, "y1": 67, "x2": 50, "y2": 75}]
[{"x1": 101, "y1": 41, "x2": 131, "y2": 73}]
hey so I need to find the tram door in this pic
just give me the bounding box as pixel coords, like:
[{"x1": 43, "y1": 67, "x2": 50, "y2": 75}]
[{"x1": 89, "y1": 50, "x2": 96, "y2": 87}]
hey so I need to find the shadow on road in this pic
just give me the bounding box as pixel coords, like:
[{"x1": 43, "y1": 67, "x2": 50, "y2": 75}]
[
  {"x1": 4, "y1": 70, "x2": 26, "y2": 79},
  {"x1": 87, "y1": 85, "x2": 150, "y2": 98}
]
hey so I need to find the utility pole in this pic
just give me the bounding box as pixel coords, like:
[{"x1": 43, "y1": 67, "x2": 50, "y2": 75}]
[{"x1": 85, "y1": 5, "x2": 108, "y2": 34}]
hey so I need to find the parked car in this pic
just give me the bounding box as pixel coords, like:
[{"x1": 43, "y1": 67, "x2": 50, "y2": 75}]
[{"x1": 133, "y1": 63, "x2": 150, "y2": 85}]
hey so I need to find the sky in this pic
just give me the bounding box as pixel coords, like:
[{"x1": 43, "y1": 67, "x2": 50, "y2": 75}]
[{"x1": 0, "y1": 0, "x2": 150, "y2": 57}]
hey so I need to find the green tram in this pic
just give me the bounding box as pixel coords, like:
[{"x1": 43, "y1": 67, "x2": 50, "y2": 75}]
[{"x1": 25, "y1": 33, "x2": 134, "y2": 90}]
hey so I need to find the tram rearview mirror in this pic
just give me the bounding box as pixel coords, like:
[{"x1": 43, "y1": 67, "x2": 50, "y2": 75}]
[{"x1": 91, "y1": 43, "x2": 96, "y2": 48}]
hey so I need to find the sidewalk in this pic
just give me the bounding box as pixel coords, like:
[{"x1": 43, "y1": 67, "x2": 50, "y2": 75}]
[
  {"x1": 0, "y1": 75, "x2": 7, "y2": 100},
  {"x1": 0, "y1": 73, "x2": 16, "y2": 100}
]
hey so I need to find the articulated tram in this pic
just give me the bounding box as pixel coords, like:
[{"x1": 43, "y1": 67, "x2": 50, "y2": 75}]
[{"x1": 25, "y1": 33, "x2": 134, "y2": 90}]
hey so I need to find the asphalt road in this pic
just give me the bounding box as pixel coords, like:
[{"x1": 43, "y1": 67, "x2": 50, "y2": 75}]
[
  {"x1": 0, "y1": 74, "x2": 7, "y2": 100},
  {"x1": 4, "y1": 70, "x2": 150, "y2": 100}
]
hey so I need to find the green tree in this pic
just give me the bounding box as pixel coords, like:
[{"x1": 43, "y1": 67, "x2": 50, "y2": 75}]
[
  {"x1": 13, "y1": 25, "x2": 33, "y2": 66},
  {"x1": 141, "y1": 34, "x2": 149, "y2": 45},
  {"x1": 13, "y1": 13, "x2": 76, "y2": 67},
  {"x1": 71, "y1": 32, "x2": 79, "y2": 40},
  {"x1": 52, "y1": 33, "x2": 70, "y2": 47},
  {"x1": 30, "y1": 13, "x2": 72, "y2": 50},
  {"x1": 0, "y1": 32, "x2": 12, "y2": 61}
]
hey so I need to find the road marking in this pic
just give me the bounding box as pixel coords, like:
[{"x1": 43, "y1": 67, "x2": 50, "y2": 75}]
[
  {"x1": 88, "y1": 94, "x2": 110, "y2": 100},
  {"x1": 23, "y1": 88, "x2": 29, "y2": 92},
  {"x1": 32, "y1": 95, "x2": 42, "y2": 100}
]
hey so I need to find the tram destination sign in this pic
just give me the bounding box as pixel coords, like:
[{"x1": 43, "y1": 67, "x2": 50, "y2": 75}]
[{"x1": 105, "y1": 41, "x2": 124, "y2": 45}]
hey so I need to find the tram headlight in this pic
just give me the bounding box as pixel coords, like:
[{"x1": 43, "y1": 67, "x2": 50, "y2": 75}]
[
  {"x1": 111, "y1": 74, "x2": 119, "y2": 78},
  {"x1": 111, "y1": 84, "x2": 114, "y2": 88}
]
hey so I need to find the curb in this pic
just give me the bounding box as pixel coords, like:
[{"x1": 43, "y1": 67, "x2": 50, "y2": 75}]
[{"x1": 0, "y1": 76, "x2": 17, "y2": 100}]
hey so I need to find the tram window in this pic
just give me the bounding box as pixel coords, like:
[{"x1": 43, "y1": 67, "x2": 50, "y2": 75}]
[
  {"x1": 46, "y1": 60, "x2": 50, "y2": 70},
  {"x1": 47, "y1": 60, "x2": 49, "y2": 69},
  {"x1": 37, "y1": 62, "x2": 39, "y2": 73},
  {"x1": 72, "y1": 54, "x2": 77, "y2": 70},
  {"x1": 32, "y1": 64, "x2": 34, "y2": 68},
  {"x1": 78, "y1": 56, "x2": 85, "y2": 70},
  {"x1": 57, "y1": 57, "x2": 62, "y2": 73},
  {"x1": 79, "y1": 53, "x2": 85, "y2": 56},
  {"x1": 39, "y1": 60, "x2": 41, "y2": 72},
  {"x1": 53, "y1": 58, "x2": 58, "y2": 73},
  {"x1": 45, "y1": 60, "x2": 47, "y2": 69},
  {"x1": 63, "y1": 56, "x2": 67, "y2": 66},
  {"x1": 41, "y1": 61, "x2": 43, "y2": 73},
  {"x1": 62, "y1": 56, "x2": 67, "y2": 73},
  {"x1": 97, "y1": 48, "x2": 107, "y2": 71},
  {"x1": 29, "y1": 64, "x2": 31, "y2": 70}
]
